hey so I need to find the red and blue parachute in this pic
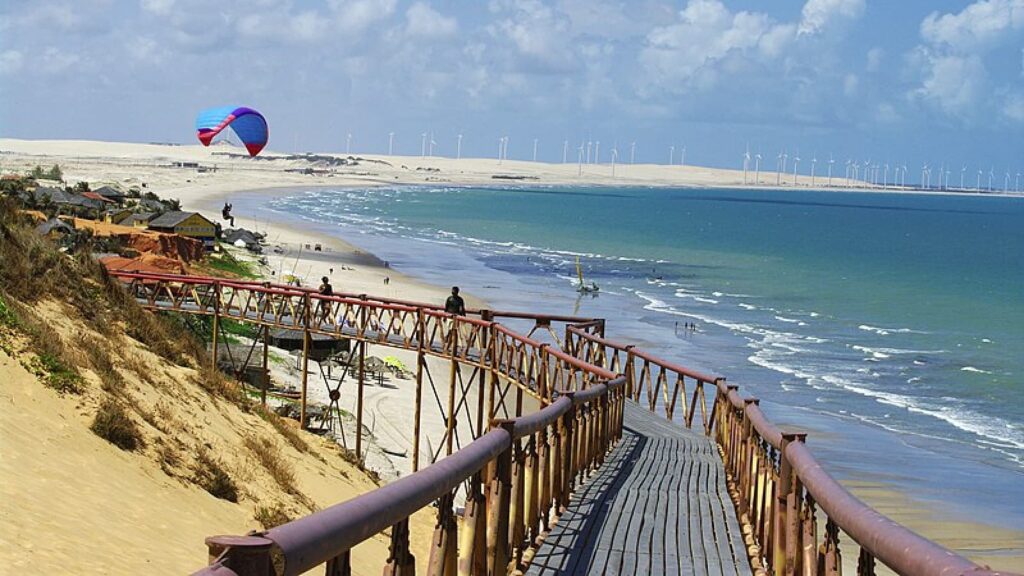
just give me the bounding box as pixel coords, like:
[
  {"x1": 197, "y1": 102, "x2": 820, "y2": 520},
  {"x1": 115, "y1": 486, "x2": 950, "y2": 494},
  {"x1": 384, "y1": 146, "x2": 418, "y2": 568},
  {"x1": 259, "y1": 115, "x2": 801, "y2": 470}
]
[{"x1": 195, "y1": 106, "x2": 268, "y2": 157}]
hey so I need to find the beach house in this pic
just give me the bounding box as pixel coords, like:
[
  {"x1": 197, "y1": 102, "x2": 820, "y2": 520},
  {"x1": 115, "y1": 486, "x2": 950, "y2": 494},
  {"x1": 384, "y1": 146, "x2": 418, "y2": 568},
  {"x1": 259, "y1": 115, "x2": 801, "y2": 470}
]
[{"x1": 147, "y1": 211, "x2": 216, "y2": 250}]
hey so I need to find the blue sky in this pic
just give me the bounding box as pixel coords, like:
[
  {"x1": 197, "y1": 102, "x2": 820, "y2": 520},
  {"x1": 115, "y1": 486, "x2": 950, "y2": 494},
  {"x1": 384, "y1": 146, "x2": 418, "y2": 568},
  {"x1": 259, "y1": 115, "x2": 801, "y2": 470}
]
[{"x1": 1, "y1": 0, "x2": 1022, "y2": 179}]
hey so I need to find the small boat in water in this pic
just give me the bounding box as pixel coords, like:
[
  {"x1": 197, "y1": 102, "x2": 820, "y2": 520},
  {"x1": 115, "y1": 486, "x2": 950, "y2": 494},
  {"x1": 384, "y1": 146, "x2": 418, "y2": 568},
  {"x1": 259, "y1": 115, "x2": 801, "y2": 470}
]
[{"x1": 576, "y1": 256, "x2": 599, "y2": 294}]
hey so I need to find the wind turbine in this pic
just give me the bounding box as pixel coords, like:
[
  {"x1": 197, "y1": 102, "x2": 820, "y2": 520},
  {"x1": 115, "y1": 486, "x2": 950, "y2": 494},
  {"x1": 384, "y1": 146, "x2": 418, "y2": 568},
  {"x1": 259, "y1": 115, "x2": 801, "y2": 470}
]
[
  {"x1": 976, "y1": 169, "x2": 982, "y2": 191},
  {"x1": 845, "y1": 159, "x2": 852, "y2": 186},
  {"x1": 755, "y1": 152, "x2": 761, "y2": 185},
  {"x1": 497, "y1": 137, "x2": 504, "y2": 164},
  {"x1": 611, "y1": 148, "x2": 619, "y2": 177},
  {"x1": 782, "y1": 150, "x2": 788, "y2": 180},
  {"x1": 921, "y1": 164, "x2": 928, "y2": 189},
  {"x1": 828, "y1": 154, "x2": 834, "y2": 187},
  {"x1": 680, "y1": 146, "x2": 686, "y2": 166},
  {"x1": 428, "y1": 133, "x2": 436, "y2": 157},
  {"x1": 1016, "y1": 171, "x2": 1021, "y2": 193},
  {"x1": 1005, "y1": 169, "x2": 1011, "y2": 193},
  {"x1": 961, "y1": 165, "x2": 967, "y2": 190},
  {"x1": 586, "y1": 141, "x2": 592, "y2": 164},
  {"x1": 988, "y1": 167, "x2": 994, "y2": 192},
  {"x1": 743, "y1": 144, "x2": 750, "y2": 185},
  {"x1": 577, "y1": 143, "x2": 584, "y2": 176},
  {"x1": 630, "y1": 142, "x2": 636, "y2": 164},
  {"x1": 883, "y1": 163, "x2": 889, "y2": 189},
  {"x1": 811, "y1": 155, "x2": 817, "y2": 188},
  {"x1": 421, "y1": 133, "x2": 427, "y2": 158},
  {"x1": 792, "y1": 153, "x2": 801, "y2": 186},
  {"x1": 777, "y1": 151, "x2": 784, "y2": 185},
  {"x1": 595, "y1": 141, "x2": 600, "y2": 164},
  {"x1": 669, "y1": 145, "x2": 675, "y2": 165},
  {"x1": 945, "y1": 167, "x2": 950, "y2": 191},
  {"x1": 346, "y1": 133, "x2": 352, "y2": 154},
  {"x1": 532, "y1": 138, "x2": 538, "y2": 163},
  {"x1": 563, "y1": 140, "x2": 568, "y2": 164},
  {"x1": 456, "y1": 134, "x2": 463, "y2": 160},
  {"x1": 388, "y1": 132, "x2": 394, "y2": 156}
]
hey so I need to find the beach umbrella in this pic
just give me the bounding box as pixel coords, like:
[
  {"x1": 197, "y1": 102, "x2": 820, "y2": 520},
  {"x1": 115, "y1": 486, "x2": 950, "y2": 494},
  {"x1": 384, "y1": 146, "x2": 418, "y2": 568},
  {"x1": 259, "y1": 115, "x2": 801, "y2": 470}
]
[{"x1": 383, "y1": 356, "x2": 407, "y2": 372}]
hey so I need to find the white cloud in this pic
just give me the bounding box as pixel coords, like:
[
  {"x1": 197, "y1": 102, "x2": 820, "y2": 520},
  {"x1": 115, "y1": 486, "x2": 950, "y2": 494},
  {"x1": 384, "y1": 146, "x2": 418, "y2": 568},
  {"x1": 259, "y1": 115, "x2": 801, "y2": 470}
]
[
  {"x1": 237, "y1": 9, "x2": 328, "y2": 43},
  {"x1": 866, "y1": 47, "x2": 883, "y2": 72},
  {"x1": 914, "y1": 53, "x2": 988, "y2": 118},
  {"x1": 639, "y1": 0, "x2": 793, "y2": 93},
  {"x1": 39, "y1": 47, "x2": 80, "y2": 74},
  {"x1": 921, "y1": 0, "x2": 1024, "y2": 53},
  {"x1": 491, "y1": 0, "x2": 574, "y2": 70},
  {"x1": 329, "y1": 0, "x2": 398, "y2": 35},
  {"x1": 405, "y1": 2, "x2": 457, "y2": 38},
  {"x1": 799, "y1": 0, "x2": 865, "y2": 36},
  {"x1": 909, "y1": 0, "x2": 1023, "y2": 122},
  {"x1": 1004, "y1": 93, "x2": 1024, "y2": 122},
  {"x1": 0, "y1": 50, "x2": 23, "y2": 74},
  {"x1": 140, "y1": 0, "x2": 174, "y2": 16}
]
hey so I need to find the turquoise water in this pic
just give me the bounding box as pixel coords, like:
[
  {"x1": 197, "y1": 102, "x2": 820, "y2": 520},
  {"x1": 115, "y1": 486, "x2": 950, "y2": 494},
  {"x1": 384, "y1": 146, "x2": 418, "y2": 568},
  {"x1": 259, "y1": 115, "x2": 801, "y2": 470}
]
[{"x1": 250, "y1": 185, "x2": 1024, "y2": 525}]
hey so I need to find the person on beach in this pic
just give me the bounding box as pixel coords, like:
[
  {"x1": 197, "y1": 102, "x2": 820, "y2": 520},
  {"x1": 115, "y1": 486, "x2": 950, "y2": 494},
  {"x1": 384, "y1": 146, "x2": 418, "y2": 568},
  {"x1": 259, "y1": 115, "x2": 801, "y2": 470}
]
[
  {"x1": 445, "y1": 286, "x2": 465, "y2": 316},
  {"x1": 317, "y1": 276, "x2": 333, "y2": 322}
]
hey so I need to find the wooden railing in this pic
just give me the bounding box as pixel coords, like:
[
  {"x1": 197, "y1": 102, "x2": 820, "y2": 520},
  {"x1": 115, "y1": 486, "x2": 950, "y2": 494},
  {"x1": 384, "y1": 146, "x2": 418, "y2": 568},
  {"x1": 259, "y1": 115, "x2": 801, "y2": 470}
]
[
  {"x1": 566, "y1": 327, "x2": 1016, "y2": 576},
  {"x1": 107, "y1": 271, "x2": 1015, "y2": 576}
]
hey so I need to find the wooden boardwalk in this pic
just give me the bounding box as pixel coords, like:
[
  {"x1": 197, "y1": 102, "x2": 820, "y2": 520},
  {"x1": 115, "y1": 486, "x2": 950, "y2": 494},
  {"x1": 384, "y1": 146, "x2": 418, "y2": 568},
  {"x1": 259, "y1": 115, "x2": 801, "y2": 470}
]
[{"x1": 526, "y1": 401, "x2": 751, "y2": 576}]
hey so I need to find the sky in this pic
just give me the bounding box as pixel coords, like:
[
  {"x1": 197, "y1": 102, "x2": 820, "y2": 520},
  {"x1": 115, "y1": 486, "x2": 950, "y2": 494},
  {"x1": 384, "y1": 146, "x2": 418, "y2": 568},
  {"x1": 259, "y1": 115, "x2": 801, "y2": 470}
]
[{"x1": 1, "y1": 0, "x2": 1022, "y2": 180}]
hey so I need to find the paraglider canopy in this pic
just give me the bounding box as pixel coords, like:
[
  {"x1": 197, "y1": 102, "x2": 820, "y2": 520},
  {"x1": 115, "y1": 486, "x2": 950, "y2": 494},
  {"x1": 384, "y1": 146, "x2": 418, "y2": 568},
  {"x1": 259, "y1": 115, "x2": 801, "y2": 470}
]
[{"x1": 195, "y1": 106, "x2": 268, "y2": 157}]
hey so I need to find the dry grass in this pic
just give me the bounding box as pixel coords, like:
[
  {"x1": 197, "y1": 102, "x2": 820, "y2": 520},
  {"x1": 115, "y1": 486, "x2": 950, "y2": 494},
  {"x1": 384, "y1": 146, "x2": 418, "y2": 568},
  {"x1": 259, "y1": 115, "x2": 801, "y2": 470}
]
[
  {"x1": 155, "y1": 439, "x2": 181, "y2": 475},
  {"x1": 253, "y1": 504, "x2": 291, "y2": 529},
  {"x1": 76, "y1": 332, "x2": 126, "y2": 395},
  {"x1": 90, "y1": 398, "x2": 144, "y2": 451},
  {"x1": 193, "y1": 447, "x2": 238, "y2": 502},
  {"x1": 256, "y1": 405, "x2": 309, "y2": 454},
  {"x1": 196, "y1": 364, "x2": 245, "y2": 406},
  {"x1": 243, "y1": 436, "x2": 297, "y2": 495}
]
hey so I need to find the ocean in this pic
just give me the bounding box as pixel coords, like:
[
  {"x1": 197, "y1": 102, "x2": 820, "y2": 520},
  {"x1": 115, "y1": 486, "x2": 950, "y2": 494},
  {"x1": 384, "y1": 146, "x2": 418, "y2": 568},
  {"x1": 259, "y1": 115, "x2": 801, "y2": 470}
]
[{"x1": 245, "y1": 184, "x2": 1024, "y2": 527}]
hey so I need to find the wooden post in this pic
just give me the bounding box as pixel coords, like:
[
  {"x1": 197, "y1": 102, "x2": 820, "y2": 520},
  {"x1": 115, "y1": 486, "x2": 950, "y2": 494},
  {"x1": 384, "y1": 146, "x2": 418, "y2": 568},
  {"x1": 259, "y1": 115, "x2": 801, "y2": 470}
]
[
  {"x1": 487, "y1": 422, "x2": 514, "y2": 575},
  {"x1": 211, "y1": 282, "x2": 221, "y2": 371},
  {"x1": 478, "y1": 310, "x2": 492, "y2": 436},
  {"x1": 356, "y1": 338, "x2": 365, "y2": 462},
  {"x1": 559, "y1": 396, "x2": 576, "y2": 508},
  {"x1": 624, "y1": 346, "x2": 636, "y2": 400},
  {"x1": 300, "y1": 293, "x2": 311, "y2": 430},
  {"x1": 509, "y1": 440, "x2": 525, "y2": 566},
  {"x1": 537, "y1": 428, "x2": 550, "y2": 533},
  {"x1": 413, "y1": 309, "x2": 425, "y2": 473},
  {"x1": 383, "y1": 518, "x2": 416, "y2": 576},
  {"x1": 457, "y1": 474, "x2": 486, "y2": 576},
  {"x1": 261, "y1": 325, "x2": 269, "y2": 407},
  {"x1": 428, "y1": 492, "x2": 457, "y2": 576}
]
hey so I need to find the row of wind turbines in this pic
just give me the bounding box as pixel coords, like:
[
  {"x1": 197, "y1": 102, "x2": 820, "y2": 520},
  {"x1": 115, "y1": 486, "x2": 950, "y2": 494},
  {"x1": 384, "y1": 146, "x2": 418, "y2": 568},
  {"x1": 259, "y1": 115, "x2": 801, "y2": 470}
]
[
  {"x1": 340, "y1": 131, "x2": 1022, "y2": 193},
  {"x1": 741, "y1": 147, "x2": 1023, "y2": 193}
]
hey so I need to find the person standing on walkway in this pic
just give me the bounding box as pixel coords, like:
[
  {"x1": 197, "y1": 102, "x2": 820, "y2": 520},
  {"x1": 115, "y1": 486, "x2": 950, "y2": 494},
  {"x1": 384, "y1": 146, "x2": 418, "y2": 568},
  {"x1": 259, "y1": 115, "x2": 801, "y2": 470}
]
[{"x1": 445, "y1": 286, "x2": 465, "y2": 315}]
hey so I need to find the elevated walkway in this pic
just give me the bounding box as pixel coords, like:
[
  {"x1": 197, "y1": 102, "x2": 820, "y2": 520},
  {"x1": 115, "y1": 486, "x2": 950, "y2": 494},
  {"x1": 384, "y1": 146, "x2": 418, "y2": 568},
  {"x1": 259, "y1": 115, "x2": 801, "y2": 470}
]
[{"x1": 527, "y1": 401, "x2": 750, "y2": 576}]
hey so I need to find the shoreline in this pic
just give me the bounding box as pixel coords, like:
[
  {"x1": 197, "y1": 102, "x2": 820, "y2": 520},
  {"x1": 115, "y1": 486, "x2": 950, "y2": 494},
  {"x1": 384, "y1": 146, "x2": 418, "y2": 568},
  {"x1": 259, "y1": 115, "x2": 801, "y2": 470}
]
[{"x1": 3, "y1": 138, "x2": 1022, "y2": 570}]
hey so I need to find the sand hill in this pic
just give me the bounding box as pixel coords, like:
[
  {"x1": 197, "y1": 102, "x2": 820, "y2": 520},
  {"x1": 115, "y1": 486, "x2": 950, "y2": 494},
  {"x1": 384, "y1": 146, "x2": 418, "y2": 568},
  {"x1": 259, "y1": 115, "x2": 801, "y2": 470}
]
[{"x1": 0, "y1": 205, "x2": 433, "y2": 574}]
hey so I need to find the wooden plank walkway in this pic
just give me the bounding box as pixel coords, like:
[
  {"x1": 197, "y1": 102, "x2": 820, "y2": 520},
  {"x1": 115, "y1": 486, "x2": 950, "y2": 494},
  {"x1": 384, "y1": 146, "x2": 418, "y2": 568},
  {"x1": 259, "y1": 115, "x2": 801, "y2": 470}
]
[{"x1": 525, "y1": 401, "x2": 751, "y2": 576}]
